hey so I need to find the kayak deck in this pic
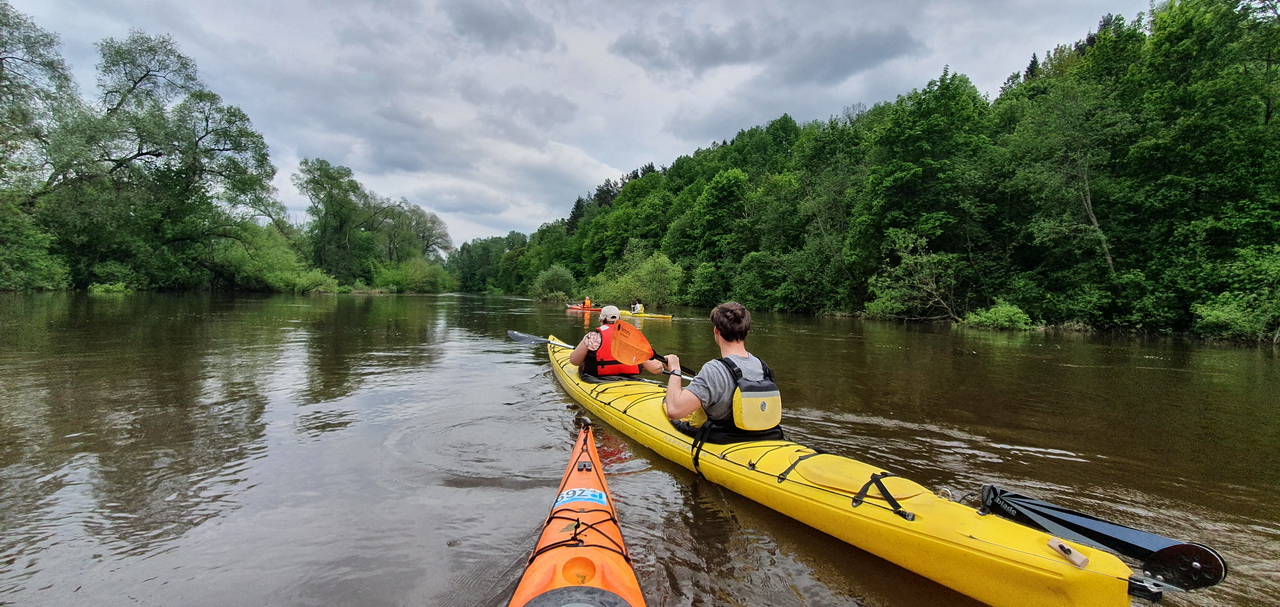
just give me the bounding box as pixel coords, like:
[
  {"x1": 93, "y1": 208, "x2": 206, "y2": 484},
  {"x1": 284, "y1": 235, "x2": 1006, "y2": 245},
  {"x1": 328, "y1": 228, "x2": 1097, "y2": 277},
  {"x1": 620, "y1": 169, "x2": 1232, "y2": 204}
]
[
  {"x1": 510, "y1": 424, "x2": 646, "y2": 607},
  {"x1": 545, "y1": 337, "x2": 1138, "y2": 607}
]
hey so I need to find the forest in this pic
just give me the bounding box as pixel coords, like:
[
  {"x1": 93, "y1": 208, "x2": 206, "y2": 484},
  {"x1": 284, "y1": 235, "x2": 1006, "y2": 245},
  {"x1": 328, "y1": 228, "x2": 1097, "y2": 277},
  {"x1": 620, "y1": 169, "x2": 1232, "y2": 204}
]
[
  {"x1": 0, "y1": 1, "x2": 454, "y2": 295},
  {"x1": 448, "y1": 0, "x2": 1280, "y2": 341}
]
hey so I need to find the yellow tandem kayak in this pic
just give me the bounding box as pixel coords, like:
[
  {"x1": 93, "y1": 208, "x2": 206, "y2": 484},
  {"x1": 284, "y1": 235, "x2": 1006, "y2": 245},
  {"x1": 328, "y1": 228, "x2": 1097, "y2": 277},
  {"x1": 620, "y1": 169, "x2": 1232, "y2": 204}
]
[{"x1": 545, "y1": 336, "x2": 1140, "y2": 607}]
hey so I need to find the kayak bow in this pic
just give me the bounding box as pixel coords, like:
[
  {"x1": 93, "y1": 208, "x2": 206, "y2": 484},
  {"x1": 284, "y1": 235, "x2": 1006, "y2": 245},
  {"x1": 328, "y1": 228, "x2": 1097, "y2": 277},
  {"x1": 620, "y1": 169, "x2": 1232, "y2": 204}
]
[
  {"x1": 545, "y1": 336, "x2": 1163, "y2": 607},
  {"x1": 509, "y1": 423, "x2": 646, "y2": 607}
]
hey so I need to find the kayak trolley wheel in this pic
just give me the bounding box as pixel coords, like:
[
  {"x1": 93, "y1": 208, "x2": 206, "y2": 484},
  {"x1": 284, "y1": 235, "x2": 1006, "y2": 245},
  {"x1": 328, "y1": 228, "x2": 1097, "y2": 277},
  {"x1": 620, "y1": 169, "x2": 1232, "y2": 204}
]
[{"x1": 1143, "y1": 542, "x2": 1228, "y2": 591}]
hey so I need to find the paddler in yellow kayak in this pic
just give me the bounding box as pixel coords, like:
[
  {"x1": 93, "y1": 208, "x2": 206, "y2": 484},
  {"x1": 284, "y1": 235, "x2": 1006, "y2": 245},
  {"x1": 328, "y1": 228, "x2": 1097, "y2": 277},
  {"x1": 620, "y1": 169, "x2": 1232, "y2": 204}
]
[
  {"x1": 661, "y1": 302, "x2": 786, "y2": 444},
  {"x1": 571, "y1": 305, "x2": 664, "y2": 378}
]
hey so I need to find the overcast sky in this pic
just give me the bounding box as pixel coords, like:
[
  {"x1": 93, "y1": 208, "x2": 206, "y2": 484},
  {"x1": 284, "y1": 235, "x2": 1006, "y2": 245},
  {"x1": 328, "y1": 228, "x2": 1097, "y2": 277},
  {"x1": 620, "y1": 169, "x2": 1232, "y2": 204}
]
[{"x1": 12, "y1": 0, "x2": 1151, "y2": 246}]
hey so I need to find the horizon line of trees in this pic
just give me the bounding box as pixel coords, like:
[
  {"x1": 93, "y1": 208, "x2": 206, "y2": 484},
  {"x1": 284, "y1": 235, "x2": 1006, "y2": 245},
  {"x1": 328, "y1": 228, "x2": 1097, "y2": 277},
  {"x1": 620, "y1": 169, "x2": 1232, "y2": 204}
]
[
  {"x1": 447, "y1": 0, "x2": 1280, "y2": 342},
  {"x1": 0, "y1": 1, "x2": 455, "y2": 295}
]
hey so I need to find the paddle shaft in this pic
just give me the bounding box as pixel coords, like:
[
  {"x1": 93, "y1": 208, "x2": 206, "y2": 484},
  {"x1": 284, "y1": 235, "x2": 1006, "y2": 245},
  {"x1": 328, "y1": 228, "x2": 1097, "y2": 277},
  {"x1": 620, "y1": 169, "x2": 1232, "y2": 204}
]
[
  {"x1": 507, "y1": 330, "x2": 574, "y2": 349},
  {"x1": 507, "y1": 330, "x2": 693, "y2": 379}
]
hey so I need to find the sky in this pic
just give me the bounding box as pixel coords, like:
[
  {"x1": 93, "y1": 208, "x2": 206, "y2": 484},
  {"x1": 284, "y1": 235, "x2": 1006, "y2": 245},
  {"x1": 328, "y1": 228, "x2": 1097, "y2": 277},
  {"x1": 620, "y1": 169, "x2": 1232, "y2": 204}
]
[{"x1": 10, "y1": 0, "x2": 1152, "y2": 247}]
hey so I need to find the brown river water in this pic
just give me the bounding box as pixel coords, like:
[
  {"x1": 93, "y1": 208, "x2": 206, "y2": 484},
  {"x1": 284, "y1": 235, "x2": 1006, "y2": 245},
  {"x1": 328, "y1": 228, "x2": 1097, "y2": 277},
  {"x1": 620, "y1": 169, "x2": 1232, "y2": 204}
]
[{"x1": 0, "y1": 293, "x2": 1276, "y2": 606}]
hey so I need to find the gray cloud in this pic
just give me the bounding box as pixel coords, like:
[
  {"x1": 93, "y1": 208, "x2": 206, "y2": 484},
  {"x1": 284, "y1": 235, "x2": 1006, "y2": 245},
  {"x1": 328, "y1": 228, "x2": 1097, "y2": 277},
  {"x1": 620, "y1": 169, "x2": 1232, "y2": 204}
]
[
  {"x1": 363, "y1": 105, "x2": 473, "y2": 175},
  {"x1": 420, "y1": 186, "x2": 509, "y2": 216},
  {"x1": 609, "y1": 18, "x2": 786, "y2": 76},
  {"x1": 761, "y1": 27, "x2": 922, "y2": 86},
  {"x1": 457, "y1": 78, "x2": 578, "y2": 129},
  {"x1": 440, "y1": 0, "x2": 556, "y2": 53}
]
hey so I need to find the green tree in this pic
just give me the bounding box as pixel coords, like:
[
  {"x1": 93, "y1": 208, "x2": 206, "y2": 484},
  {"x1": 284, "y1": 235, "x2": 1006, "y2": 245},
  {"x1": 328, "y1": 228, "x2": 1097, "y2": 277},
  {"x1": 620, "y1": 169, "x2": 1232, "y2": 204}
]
[
  {"x1": 294, "y1": 158, "x2": 394, "y2": 285},
  {"x1": 865, "y1": 229, "x2": 963, "y2": 321},
  {"x1": 33, "y1": 31, "x2": 279, "y2": 289},
  {"x1": 1121, "y1": 0, "x2": 1277, "y2": 328},
  {"x1": 846, "y1": 69, "x2": 991, "y2": 313},
  {"x1": 1006, "y1": 79, "x2": 1130, "y2": 277},
  {"x1": 0, "y1": 0, "x2": 73, "y2": 182},
  {"x1": 208, "y1": 220, "x2": 335, "y2": 293},
  {"x1": 530, "y1": 264, "x2": 575, "y2": 300},
  {"x1": 685, "y1": 168, "x2": 751, "y2": 265}
]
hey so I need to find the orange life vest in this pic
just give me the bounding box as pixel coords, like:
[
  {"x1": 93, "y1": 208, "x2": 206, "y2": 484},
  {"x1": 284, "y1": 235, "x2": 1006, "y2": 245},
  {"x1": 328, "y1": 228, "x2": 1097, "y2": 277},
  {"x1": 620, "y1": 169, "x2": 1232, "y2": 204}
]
[{"x1": 583, "y1": 324, "x2": 641, "y2": 376}]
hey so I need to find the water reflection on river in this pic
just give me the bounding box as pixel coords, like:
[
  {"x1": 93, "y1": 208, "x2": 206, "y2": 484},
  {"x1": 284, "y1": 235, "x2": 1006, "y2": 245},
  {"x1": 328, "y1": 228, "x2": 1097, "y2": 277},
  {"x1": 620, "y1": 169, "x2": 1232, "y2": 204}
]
[{"x1": 0, "y1": 293, "x2": 1275, "y2": 606}]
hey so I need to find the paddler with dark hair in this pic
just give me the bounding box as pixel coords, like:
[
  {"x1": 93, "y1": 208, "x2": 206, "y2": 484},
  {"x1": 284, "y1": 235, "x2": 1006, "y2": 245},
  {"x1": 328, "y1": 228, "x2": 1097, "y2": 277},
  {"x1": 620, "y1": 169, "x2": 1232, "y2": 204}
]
[
  {"x1": 661, "y1": 301, "x2": 785, "y2": 443},
  {"x1": 570, "y1": 305, "x2": 665, "y2": 378}
]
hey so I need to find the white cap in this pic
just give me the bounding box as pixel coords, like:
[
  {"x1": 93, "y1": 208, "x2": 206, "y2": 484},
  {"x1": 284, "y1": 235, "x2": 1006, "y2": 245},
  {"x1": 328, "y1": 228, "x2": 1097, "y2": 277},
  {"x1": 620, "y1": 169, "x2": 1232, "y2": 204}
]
[{"x1": 599, "y1": 305, "x2": 621, "y2": 322}]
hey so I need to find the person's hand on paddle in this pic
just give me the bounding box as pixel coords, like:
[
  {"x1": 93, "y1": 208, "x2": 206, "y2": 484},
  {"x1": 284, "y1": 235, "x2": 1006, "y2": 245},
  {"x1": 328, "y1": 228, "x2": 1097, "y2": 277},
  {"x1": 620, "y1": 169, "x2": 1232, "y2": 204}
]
[{"x1": 663, "y1": 354, "x2": 680, "y2": 374}]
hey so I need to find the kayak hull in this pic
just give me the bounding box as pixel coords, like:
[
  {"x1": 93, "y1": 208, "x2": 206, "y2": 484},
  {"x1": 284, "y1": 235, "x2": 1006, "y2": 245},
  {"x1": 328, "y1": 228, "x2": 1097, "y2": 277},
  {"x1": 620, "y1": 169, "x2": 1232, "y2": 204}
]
[
  {"x1": 546, "y1": 337, "x2": 1135, "y2": 607},
  {"x1": 566, "y1": 305, "x2": 602, "y2": 312},
  {"x1": 510, "y1": 425, "x2": 646, "y2": 607}
]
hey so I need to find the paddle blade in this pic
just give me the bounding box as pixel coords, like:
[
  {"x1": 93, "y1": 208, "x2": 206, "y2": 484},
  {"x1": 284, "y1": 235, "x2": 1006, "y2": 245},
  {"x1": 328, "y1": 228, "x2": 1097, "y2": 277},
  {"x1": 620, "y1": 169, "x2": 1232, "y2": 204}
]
[
  {"x1": 981, "y1": 485, "x2": 1178, "y2": 559},
  {"x1": 611, "y1": 320, "x2": 655, "y2": 365}
]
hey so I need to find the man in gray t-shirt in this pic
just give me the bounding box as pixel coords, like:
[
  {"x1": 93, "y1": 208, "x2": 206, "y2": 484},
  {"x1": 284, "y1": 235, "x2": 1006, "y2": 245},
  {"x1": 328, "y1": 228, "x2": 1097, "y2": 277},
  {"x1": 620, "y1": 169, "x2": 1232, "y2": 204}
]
[{"x1": 662, "y1": 302, "x2": 783, "y2": 442}]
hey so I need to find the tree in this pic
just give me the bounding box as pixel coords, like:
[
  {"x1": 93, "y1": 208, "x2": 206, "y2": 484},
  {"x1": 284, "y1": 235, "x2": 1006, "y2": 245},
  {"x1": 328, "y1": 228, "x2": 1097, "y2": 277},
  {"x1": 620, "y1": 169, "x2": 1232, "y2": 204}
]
[
  {"x1": 294, "y1": 158, "x2": 393, "y2": 285},
  {"x1": 374, "y1": 201, "x2": 452, "y2": 264},
  {"x1": 845, "y1": 69, "x2": 991, "y2": 311},
  {"x1": 865, "y1": 229, "x2": 963, "y2": 321},
  {"x1": 1006, "y1": 79, "x2": 1128, "y2": 276},
  {"x1": 685, "y1": 168, "x2": 750, "y2": 265},
  {"x1": 33, "y1": 30, "x2": 280, "y2": 289},
  {"x1": 0, "y1": 0, "x2": 74, "y2": 182},
  {"x1": 530, "y1": 264, "x2": 574, "y2": 299}
]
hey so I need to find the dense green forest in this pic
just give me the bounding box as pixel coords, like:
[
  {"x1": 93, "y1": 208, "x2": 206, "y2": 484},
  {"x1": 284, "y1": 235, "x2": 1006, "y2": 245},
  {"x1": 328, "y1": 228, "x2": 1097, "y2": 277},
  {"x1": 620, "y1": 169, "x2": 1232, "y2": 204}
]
[
  {"x1": 448, "y1": 0, "x2": 1279, "y2": 342},
  {"x1": 0, "y1": 1, "x2": 454, "y2": 294}
]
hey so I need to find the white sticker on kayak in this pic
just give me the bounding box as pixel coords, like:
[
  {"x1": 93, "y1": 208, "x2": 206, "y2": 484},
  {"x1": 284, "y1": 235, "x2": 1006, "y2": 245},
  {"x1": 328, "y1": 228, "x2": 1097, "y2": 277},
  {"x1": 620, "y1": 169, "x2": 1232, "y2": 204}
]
[{"x1": 553, "y1": 488, "x2": 607, "y2": 507}]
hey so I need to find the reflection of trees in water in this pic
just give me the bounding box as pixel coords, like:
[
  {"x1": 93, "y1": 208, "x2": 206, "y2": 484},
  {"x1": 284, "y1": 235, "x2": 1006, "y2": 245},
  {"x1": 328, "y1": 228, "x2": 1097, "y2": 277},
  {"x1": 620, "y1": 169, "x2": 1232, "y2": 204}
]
[
  {"x1": 0, "y1": 294, "x2": 275, "y2": 574},
  {"x1": 298, "y1": 295, "x2": 448, "y2": 406},
  {"x1": 296, "y1": 410, "x2": 357, "y2": 438}
]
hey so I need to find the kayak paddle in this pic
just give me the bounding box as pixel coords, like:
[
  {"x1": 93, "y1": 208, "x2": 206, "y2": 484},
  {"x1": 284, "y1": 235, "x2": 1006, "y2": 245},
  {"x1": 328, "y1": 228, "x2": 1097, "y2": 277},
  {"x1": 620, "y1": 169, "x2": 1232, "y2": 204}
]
[
  {"x1": 979, "y1": 485, "x2": 1227, "y2": 591},
  {"x1": 507, "y1": 328, "x2": 693, "y2": 380}
]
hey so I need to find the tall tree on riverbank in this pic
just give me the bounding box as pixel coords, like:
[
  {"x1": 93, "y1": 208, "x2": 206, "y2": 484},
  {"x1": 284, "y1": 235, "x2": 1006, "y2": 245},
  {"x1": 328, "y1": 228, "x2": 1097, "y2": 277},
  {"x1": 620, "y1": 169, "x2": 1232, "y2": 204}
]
[
  {"x1": 1, "y1": 2, "x2": 456, "y2": 294},
  {"x1": 295, "y1": 157, "x2": 452, "y2": 289},
  {"x1": 30, "y1": 31, "x2": 285, "y2": 289},
  {"x1": 0, "y1": 1, "x2": 72, "y2": 184},
  {"x1": 0, "y1": 2, "x2": 71, "y2": 289},
  {"x1": 0, "y1": 3, "x2": 331, "y2": 292}
]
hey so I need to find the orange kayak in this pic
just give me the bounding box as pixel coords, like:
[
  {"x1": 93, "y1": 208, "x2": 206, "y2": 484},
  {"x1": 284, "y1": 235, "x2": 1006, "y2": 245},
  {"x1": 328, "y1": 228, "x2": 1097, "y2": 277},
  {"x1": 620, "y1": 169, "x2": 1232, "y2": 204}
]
[{"x1": 509, "y1": 425, "x2": 646, "y2": 607}]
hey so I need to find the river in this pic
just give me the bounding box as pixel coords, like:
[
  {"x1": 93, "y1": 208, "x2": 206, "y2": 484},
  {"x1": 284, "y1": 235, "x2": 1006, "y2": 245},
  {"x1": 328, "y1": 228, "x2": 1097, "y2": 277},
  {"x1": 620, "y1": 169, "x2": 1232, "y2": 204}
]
[{"x1": 0, "y1": 293, "x2": 1275, "y2": 606}]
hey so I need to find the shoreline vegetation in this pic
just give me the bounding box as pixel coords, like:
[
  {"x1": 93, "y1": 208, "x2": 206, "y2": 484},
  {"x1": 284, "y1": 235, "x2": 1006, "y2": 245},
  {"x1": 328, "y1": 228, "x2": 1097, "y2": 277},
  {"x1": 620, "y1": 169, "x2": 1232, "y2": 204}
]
[{"x1": 3, "y1": 1, "x2": 1278, "y2": 344}]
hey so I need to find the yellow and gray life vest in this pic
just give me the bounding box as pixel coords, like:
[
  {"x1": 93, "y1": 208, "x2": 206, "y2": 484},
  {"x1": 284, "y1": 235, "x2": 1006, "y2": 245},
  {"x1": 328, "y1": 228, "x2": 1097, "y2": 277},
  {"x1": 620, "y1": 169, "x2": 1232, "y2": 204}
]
[{"x1": 718, "y1": 357, "x2": 782, "y2": 431}]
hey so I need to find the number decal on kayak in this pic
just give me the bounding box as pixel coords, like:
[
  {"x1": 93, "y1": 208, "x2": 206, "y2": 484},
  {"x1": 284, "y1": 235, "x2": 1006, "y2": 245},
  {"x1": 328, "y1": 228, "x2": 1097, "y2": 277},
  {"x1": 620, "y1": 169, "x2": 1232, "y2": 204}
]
[{"x1": 553, "y1": 488, "x2": 607, "y2": 507}]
